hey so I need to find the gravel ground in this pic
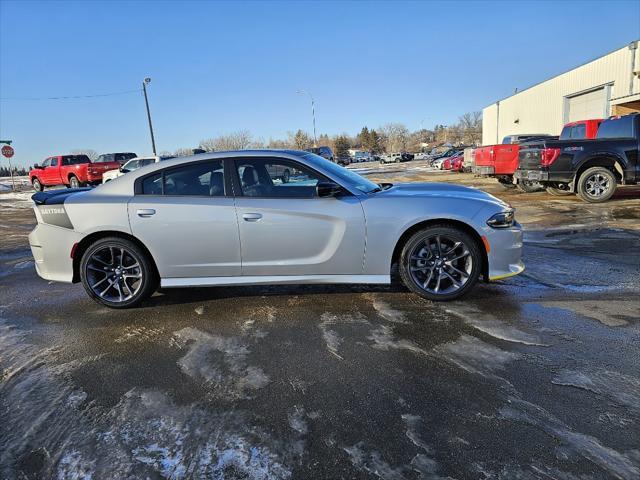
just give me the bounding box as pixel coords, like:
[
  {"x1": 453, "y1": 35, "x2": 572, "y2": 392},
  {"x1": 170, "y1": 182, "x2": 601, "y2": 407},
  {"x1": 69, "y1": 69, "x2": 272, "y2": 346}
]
[{"x1": 1, "y1": 163, "x2": 639, "y2": 479}]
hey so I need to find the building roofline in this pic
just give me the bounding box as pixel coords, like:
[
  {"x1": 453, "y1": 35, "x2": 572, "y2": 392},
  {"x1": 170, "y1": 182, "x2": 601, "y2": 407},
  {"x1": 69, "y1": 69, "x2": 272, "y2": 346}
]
[{"x1": 484, "y1": 40, "x2": 639, "y2": 108}]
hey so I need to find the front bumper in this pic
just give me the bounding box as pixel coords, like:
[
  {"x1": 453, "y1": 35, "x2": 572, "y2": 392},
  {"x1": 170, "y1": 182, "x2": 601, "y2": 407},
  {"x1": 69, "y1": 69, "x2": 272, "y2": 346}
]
[
  {"x1": 29, "y1": 223, "x2": 81, "y2": 283},
  {"x1": 514, "y1": 169, "x2": 549, "y2": 182},
  {"x1": 472, "y1": 165, "x2": 495, "y2": 176},
  {"x1": 484, "y1": 223, "x2": 525, "y2": 281}
]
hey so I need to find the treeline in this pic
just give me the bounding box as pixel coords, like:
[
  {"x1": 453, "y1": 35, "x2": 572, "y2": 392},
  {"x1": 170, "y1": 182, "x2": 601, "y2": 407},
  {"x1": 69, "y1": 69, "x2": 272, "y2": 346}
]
[
  {"x1": 0, "y1": 165, "x2": 30, "y2": 177},
  {"x1": 162, "y1": 111, "x2": 482, "y2": 158}
]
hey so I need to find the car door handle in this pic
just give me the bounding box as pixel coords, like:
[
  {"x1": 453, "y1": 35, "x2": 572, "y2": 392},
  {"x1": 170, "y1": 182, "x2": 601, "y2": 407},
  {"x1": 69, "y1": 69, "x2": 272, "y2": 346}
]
[
  {"x1": 242, "y1": 213, "x2": 262, "y2": 222},
  {"x1": 137, "y1": 209, "x2": 156, "y2": 217}
]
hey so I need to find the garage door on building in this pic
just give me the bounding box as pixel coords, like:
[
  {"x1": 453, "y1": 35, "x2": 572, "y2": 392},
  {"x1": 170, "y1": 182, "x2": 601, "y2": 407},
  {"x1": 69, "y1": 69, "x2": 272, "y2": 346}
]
[{"x1": 565, "y1": 87, "x2": 609, "y2": 122}]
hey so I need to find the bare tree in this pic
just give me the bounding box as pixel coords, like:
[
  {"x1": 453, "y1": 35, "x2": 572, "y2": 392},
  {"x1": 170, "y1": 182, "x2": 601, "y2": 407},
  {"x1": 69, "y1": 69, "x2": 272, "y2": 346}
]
[
  {"x1": 458, "y1": 111, "x2": 482, "y2": 145},
  {"x1": 286, "y1": 130, "x2": 313, "y2": 150},
  {"x1": 70, "y1": 149, "x2": 98, "y2": 160},
  {"x1": 378, "y1": 123, "x2": 410, "y2": 152},
  {"x1": 199, "y1": 130, "x2": 254, "y2": 152},
  {"x1": 172, "y1": 147, "x2": 195, "y2": 157}
]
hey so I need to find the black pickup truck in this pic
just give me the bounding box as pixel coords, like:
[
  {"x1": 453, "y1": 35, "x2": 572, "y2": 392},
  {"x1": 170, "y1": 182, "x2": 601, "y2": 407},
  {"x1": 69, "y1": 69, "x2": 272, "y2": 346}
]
[{"x1": 515, "y1": 113, "x2": 640, "y2": 202}]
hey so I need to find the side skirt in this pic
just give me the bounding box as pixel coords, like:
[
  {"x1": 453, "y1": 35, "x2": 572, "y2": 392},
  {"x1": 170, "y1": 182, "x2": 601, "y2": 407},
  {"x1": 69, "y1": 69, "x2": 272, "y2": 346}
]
[{"x1": 161, "y1": 274, "x2": 390, "y2": 288}]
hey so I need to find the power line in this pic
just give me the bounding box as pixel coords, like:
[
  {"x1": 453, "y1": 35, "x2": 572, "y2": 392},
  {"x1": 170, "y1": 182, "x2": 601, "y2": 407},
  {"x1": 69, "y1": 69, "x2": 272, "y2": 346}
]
[{"x1": 0, "y1": 88, "x2": 142, "y2": 101}]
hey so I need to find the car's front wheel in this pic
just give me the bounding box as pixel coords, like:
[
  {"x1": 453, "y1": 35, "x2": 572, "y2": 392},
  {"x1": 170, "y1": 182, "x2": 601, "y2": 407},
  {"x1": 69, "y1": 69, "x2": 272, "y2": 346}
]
[
  {"x1": 399, "y1": 225, "x2": 482, "y2": 301},
  {"x1": 80, "y1": 237, "x2": 157, "y2": 308}
]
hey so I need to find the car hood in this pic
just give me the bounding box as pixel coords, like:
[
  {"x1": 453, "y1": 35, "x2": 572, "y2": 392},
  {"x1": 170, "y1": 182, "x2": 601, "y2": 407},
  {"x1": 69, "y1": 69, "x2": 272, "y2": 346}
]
[{"x1": 375, "y1": 182, "x2": 509, "y2": 208}]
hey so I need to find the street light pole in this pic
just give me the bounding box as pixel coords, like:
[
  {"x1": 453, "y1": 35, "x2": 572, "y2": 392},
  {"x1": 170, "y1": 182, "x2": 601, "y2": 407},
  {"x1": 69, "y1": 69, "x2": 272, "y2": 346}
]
[
  {"x1": 296, "y1": 90, "x2": 317, "y2": 147},
  {"x1": 142, "y1": 77, "x2": 157, "y2": 155}
]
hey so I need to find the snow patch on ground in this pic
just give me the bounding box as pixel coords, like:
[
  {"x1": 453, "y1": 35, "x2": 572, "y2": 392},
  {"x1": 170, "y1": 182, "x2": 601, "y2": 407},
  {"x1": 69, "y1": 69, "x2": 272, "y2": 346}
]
[
  {"x1": 433, "y1": 334, "x2": 521, "y2": 379},
  {"x1": 318, "y1": 312, "x2": 369, "y2": 360},
  {"x1": 368, "y1": 296, "x2": 408, "y2": 324},
  {"x1": 367, "y1": 324, "x2": 427, "y2": 356},
  {"x1": 173, "y1": 327, "x2": 269, "y2": 399},
  {"x1": 500, "y1": 397, "x2": 640, "y2": 479},
  {"x1": 445, "y1": 306, "x2": 548, "y2": 346},
  {"x1": 552, "y1": 369, "x2": 640, "y2": 412}
]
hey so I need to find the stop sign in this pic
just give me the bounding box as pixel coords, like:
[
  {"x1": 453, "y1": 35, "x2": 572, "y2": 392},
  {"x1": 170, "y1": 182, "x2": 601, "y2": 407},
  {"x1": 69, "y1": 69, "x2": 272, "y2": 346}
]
[{"x1": 1, "y1": 145, "x2": 14, "y2": 158}]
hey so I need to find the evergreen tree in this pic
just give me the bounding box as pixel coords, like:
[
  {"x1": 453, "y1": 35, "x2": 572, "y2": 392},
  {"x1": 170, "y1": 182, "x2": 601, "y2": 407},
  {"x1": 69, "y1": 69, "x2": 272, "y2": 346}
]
[{"x1": 334, "y1": 135, "x2": 350, "y2": 157}]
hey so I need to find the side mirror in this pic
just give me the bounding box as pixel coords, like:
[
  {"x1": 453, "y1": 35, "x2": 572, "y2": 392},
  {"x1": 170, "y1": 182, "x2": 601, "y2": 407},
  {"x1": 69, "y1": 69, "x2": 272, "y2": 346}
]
[
  {"x1": 120, "y1": 167, "x2": 130, "y2": 173},
  {"x1": 316, "y1": 181, "x2": 342, "y2": 198},
  {"x1": 34, "y1": 164, "x2": 43, "y2": 169}
]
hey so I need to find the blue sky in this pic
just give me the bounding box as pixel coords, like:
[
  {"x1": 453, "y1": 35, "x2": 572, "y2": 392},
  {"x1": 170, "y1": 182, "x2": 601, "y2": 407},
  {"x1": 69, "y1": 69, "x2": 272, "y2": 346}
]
[{"x1": 1, "y1": 0, "x2": 639, "y2": 168}]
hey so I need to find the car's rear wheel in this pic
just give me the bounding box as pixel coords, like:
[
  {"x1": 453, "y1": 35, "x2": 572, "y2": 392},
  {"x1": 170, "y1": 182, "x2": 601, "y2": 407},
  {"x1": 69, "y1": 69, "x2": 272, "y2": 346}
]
[
  {"x1": 80, "y1": 237, "x2": 157, "y2": 308},
  {"x1": 399, "y1": 225, "x2": 482, "y2": 301},
  {"x1": 32, "y1": 178, "x2": 43, "y2": 192},
  {"x1": 69, "y1": 175, "x2": 81, "y2": 189},
  {"x1": 577, "y1": 166, "x2": 616, "y2": 203}
]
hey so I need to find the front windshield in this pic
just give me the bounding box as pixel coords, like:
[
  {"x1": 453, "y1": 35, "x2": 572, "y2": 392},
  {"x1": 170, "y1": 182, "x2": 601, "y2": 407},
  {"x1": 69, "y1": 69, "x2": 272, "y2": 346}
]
[{"x1": 301, "y1": 152, "x2": 380, "y2": 193}]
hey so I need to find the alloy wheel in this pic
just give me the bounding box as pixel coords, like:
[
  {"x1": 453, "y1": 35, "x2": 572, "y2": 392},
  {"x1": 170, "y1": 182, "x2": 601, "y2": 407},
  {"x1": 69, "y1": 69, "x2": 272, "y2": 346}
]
[
  {"x1": 585, "y1": 173, "x2": 611, "y2": 198},
  {"x1": 408, "y1": 234, "x2": 473, "y2": 295},
  {"x1": 85, "y1": 246, "x2": 143, "y2": 303}
]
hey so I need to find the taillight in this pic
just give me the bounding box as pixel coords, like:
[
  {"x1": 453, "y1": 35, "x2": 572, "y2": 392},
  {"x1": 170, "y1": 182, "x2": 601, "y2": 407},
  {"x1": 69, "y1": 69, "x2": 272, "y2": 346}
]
[{"x1": 540, "y1": 148, "x2": 560, "y2": 166}]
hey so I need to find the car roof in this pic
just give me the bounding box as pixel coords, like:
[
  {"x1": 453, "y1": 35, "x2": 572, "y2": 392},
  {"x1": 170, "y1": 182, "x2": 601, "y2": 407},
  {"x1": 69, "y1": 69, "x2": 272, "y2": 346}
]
[{"x1": 94, "y1": 149, "x2": 321, "y2": 195}]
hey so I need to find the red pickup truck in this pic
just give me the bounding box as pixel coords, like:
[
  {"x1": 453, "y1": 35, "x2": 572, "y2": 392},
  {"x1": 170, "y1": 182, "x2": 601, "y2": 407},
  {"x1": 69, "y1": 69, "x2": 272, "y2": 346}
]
[
  {"x1": 472, "y1": 119, "x2": 602, "y2": 191},
  {"x1": 30, "y1": 155, "x2": 121, "y2": 191}
]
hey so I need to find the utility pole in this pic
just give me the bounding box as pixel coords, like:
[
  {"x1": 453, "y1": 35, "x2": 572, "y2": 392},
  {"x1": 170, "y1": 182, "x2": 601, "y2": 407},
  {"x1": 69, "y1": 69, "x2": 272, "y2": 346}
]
[
  {"x1": 296, "y1": 90, "x2": 317, "y2": 147},
  {"x1": 142, "y1": 77, "x2": 157, "y2": 155}
]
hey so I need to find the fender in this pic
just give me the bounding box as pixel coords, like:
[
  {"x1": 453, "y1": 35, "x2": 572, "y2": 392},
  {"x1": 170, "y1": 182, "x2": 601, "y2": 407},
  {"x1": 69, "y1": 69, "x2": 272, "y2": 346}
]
[{"x1": 573, "y1": 152, "x2": 628, "y2": 186}]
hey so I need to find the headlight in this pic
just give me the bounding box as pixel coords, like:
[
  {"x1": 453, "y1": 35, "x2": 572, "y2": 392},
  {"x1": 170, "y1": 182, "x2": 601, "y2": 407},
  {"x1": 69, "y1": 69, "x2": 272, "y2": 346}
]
[{"x1": 486, "y1": 209, "x2": 515, "y2": 228}]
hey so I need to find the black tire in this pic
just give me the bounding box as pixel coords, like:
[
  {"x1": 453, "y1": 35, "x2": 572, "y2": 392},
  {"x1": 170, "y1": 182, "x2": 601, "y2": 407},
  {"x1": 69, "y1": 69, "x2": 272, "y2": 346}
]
[
  {"x1": 546, "y1": 186, "x2": 572, "y2": 196},
  {"x1": 282, "y1": 169, "x2": 290, "y2": 183},
  {"x1": 69, "y1": 175, "x2": 81, "y2": 189},
  {"x1": 80, "y1": 237, "x2": 157, "y2": 308},
  {"x1": 517, "y1": 180, "x2": 543, "y2": 193},
  {"x1": 32, "y1": 178, "x2": 43, "y2": 192},
  {"x1": 576, "y1": 166, "x2": 616, "y2": 203},
  {"x1": 399, "y1": 225, "x2": 482, "y2": 301}
]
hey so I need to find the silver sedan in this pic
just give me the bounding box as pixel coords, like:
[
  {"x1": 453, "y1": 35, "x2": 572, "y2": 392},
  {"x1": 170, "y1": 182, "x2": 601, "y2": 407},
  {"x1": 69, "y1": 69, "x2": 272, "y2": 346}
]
[{"x1": 28, "y1": 150, "x2": 524, "y2": 308}]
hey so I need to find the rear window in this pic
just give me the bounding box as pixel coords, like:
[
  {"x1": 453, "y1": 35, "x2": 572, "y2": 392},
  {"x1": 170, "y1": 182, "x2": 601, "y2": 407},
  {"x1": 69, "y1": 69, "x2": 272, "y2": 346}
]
[
  {"x1": 597, "y1": 116, "x2": 635, "y2": 139},
  {"x1": 62, "y1": 155, "x2": 90, "y2": 165},
  {"x1": 115, "y1": 153, "x2": 137, "y2": 162}
]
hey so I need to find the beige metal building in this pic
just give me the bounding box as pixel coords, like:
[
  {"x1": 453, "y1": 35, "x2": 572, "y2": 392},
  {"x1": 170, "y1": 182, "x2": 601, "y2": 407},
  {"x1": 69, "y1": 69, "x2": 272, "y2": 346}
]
[{"x1": 482, "y1": 41, "x2": 640, "y2": 145}]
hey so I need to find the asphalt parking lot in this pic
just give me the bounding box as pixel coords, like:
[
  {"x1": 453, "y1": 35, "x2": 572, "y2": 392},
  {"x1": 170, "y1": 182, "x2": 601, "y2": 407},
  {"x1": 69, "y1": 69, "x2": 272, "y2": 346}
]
[{"x1": 1, "y1": 164, "x2": 639, "y2": 479}]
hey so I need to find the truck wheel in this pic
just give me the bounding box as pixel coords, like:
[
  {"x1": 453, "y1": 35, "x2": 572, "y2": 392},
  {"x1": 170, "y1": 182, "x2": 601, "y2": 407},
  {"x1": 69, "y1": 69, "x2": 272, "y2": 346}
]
[
  {"x1": 577, "y1": 167, "x2": 616, "y2": 203},
  {"x1": 517, "y1": 180, "x2": 543, "y2": 193},
  {"x1": 399, "y1": 224, "x2": 482, "y2": 301},
  {"x1": 80, "y1": 237, "x2": 158, "y2": 308},
  {"x1": 546, "y1": 186, "x2": 572, "y2": 196},
  {"x1": 32, "y1": 178, "x2": 43, "y2": 192},
  {"x1": 69, "y1": 175, "x2": 82, "y2": 189},
  {"x1": 497, "y1": 177, "x2": 516, "y2": 190}
]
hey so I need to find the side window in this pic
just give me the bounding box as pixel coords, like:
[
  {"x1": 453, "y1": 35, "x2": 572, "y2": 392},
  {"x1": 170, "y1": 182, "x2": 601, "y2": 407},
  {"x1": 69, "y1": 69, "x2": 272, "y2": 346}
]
[
  {"x1": 236, "y1": 159, "x2": 323, "y2": 198},
  {"x1": 125, "y1": 160, "x2": 139, "y2": 171},
  {"x1": 164, "y1": 161, "x2": 224, "y2": 196},
  {"x1": 559, "y1": 126, "x2": 571, "y2": 140},
  {"x1": 571, "y1": 123, "x2": 586, "y2": 139},
  {"x1": 50, "y1": 157, "x2": 58, "y2": 167},
  {"x1": 41, "y1": 158, "x2": 51, "y2": 168},
  {"x1": 141, "y1": 173, "x2": 162, "y2": 195},
  {"x1": 596, "y1": 116, "x2": 634, "y2": 139}
]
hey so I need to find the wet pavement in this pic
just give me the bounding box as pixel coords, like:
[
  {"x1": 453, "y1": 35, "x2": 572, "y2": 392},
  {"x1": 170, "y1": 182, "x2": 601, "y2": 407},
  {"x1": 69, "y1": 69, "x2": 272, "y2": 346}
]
[{"x1": 1, "y1": 167, "x2": 639, "y2": 480}]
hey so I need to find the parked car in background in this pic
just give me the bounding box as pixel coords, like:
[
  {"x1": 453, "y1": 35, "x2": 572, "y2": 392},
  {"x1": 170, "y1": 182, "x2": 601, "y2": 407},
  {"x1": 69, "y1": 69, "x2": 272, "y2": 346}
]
[
  {"x1": 452, "y1": 155, "x2": 464, "y2": 172},
  {"x1": 30, "y1": 155, "x2": 120, "y2": 190},
  {"x1": 337, "y1": 155, "x2": 351, "y2": 166},
  {"x1": 94, "y1": 152, "x2": 138, "y2": 165},
  {"x1": 516, "y1": 113, "x2": 640, "y2": 202},
  {"x1": 29, "y1": 149, "x2": 524, "y2": 308},
  {"x1": 474, "y1": 119, "x2": 602, "y2": 192},
  {"x1": 429, "y1": 148, "x2": 461, "y2": 166},
  {"x1": 401, "y1": 152, "x2": 415, "y2": 161},
  {"x1": 307, "y1": 146, "x2": 334, "y2": 162},
  {"x1": 380, "y1": 153, "x2": 407, "y2": 164},
  {"x1": 102, "y1": 156, "x2": 173, "y2": 183},
  {"x1": 414, "y1": 152, "x2": 429, "y2": 160}
]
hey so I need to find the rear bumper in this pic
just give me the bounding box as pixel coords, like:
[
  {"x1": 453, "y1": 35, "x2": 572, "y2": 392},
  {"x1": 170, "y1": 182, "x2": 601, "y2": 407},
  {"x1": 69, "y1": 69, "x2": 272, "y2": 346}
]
[
  {"x1": 514, "y1": 169, "x2": 549, "y2": 182},
  {"x1": 472, "y1": 165, "x2": 495, "y2": 176},
  {"x1": 29, "y1": 223, "x2": 81, "y2": 283}
]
